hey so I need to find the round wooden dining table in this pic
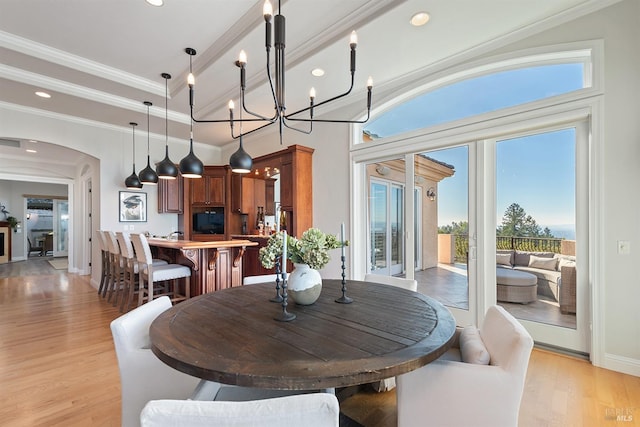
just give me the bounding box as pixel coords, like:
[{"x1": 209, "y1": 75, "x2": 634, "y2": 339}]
[{"x1": 150, "y1": 279, "x2": 456, "y2": 390}]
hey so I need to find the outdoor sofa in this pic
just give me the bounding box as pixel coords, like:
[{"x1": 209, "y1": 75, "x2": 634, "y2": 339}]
[{"x1": 496, "y1": 250, "x2": 576, "y2": 314}]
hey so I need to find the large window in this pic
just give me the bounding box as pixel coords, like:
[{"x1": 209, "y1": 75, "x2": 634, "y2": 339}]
[
  {"x1": 354, "y1": 46, "x2": 596, "y2": 352},
  {"x1": 364, "y1": 61, "x2": 587, "y2": 140}
]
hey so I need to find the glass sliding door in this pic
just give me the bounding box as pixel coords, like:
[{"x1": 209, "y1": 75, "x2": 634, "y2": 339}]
[
  {"x1": 369, "y1": 179, "x2": 405, "y2": 276},
  {"x1": 370, "y1": 181, "x2": 388, "y2": 274},
  {"x1": 53, "y1": 199, "x2": 69, "y2": 257},
  {"x1": 494, "y1": 124, "x2": 588, "y2": 353},
  {"x1": 412, "y1": 146, "x2": 474, "y2": 325},
  {"x1": 389, "y1": 184, "x2": 404, "y2": 275}
]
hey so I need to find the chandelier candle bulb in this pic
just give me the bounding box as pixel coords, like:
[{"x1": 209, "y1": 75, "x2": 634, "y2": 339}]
[
  {"x1": 350, "y1": 31, "x2": 357, "y2": 72},
  {"x1": 264, "y1": 0, "x2": 272, "y2": 47}
]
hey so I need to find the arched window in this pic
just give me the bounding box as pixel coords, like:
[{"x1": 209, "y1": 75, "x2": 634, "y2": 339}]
[{"x1": 364, "y1": 55, "x2": 589, "y2": 140}]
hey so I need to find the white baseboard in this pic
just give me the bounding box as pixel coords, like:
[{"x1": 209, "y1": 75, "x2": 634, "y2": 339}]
[
  {"x1": 89, "y1": 277, "x2": 100, "y2": 290},
  {"x1": 604, "y1": 353, "x2": 640, "y2": 377}
]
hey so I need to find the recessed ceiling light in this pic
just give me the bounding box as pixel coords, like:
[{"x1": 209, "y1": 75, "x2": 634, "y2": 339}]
[
  {"x1": 26, "y1": 149, "x2": 37, "y2": 153},
  {"x1": 311, "y1": 68, "x2": 325, "y2": 77},
  {"x1": 146, "y1": 0, "x2": 164, "y2": 6},
  {"x1": 29, "y1": 140, "x2": 38, "y2": 143},
  {"x1": 410, "y1": 12, "x2": 430, "y2": 27},
  {"x1": 35, "y1": 91, "x2": 51, "y2": 98}
]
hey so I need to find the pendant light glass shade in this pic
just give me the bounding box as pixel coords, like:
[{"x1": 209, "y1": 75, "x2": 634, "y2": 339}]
[
  {"x1": 139, "y1": 101, "x2": 158, "y2": 185},
  {"x1": 125, "y1": 122, "x2": 143, "y2": 189},
  {"x1": 157, "y1": 73, "x2": 178, "y2": 179},
  {"x1": 229, "y1": 136, "x2": 252, "y2": 174}
]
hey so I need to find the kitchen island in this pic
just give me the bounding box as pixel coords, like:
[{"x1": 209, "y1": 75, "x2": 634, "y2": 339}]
[
  {"x1": 148, "y1": 238, "x2": 258, "y2": 296},
  {"x1": 230, "y1": 234, "x2": 279, "y2": 277}
]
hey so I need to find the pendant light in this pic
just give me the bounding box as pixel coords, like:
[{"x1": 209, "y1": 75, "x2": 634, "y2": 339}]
[
  {"x1": 124, "y1": 122, "x2": 143, "y2": 189},
  {"x1": 179, "y1": 118, "x2": 204, "y2": 178},
  {"x1": 229, "y1": 135, "x2": 252, "y2": 173},
  {"x1": 156, "y1": 73, "x2": 178, "y2": 179},
  {"x1": 179, "y1": 53, "x2": 204, "y2": 178},
  {"x1": 139, "y1": 101, "x2": 158, "y2": 185},
  {"x1": 228, "y1": 98, "x2": 252, "y2": 174}
]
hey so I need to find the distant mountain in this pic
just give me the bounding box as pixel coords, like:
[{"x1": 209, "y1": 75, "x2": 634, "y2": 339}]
[{"x1": 545, "y1": 224, "x2": 576, "y2": 240}]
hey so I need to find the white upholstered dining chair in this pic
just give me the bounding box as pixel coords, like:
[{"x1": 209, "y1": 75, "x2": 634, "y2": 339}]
[
  {"x1": 110, "y1": 296, "x2": 220, "y2": 427},
  {"x1": 396, "y1": 305, "x2": 534, "y2": 427},
  {"x1": 140, "y1": 393, "x2": 340, "y2": 427}
]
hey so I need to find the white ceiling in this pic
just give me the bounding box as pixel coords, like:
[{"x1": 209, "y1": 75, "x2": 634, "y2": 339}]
[{"x1": 0, "y1": 0, "x2": 606, "y2": 164}]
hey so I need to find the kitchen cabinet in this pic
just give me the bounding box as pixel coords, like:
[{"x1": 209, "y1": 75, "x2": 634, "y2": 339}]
[
  {"x1": 157, "y1": 171, "x2": 183, "y2": 214},
  {"x1": 229, "y1": 145, "x2": 313, "y2": 239},
  {"x1": 180, "y1": 166, "x2": 231, "y2": 241},
  {"x1": 191, "y1": 166, "x2": 227, "y2": 206}
]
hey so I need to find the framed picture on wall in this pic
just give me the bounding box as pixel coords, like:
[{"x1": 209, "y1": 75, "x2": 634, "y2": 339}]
[{"x1": 119, "y1": 191, "x2": 147, "y2": 222}]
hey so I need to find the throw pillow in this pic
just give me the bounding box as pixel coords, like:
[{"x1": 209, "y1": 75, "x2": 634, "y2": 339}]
[
  {"x1": 558, "y1": 257, "x2": 576, "y2": 270},
  {"x1": 496, "y1": 253, "x2": 512, "y2": 266},
  {"x1": 529, "y1": 255, "x2": 558, "y2": 271},
  {"x1": 459, "y1": 326, "x2": 490, "y2": 365}
]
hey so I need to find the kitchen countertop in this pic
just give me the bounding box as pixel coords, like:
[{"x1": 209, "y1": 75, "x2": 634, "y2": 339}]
[
  {"x1": 229, "y1": 234, "x2": 272, "y2": 239},
  {"x1": 147, "y1": 238, "x2": 258, "y2": 249}
]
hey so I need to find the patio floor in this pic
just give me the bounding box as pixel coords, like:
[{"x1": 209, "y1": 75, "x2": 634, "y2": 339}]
[{"x1": 413, "y1": 264, "x2": 577, "y2": 329}]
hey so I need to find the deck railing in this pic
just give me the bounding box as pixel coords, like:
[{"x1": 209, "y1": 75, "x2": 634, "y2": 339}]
[{"x1": 452, "y1": 234, "x2": 564, "y2": 263}]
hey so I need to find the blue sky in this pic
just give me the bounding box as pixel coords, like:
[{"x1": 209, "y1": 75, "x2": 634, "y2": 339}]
[{"x1": 365, "y1": 63, "x2": 581, "y2": 232}]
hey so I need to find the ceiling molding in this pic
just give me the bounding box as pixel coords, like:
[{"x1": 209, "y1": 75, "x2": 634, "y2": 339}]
[
  {"x1": 0, "y1": 64, "x2": 190, "y2": 125},
  {"x1": 169, "y1": 0, "x2": 269, "y2": 95},
  {"x1": 0, "y1": 29, "x2": 165, "y2": 97},
  {"x1": 0, "y1": 100, "x2": 188, "y2": 147}
]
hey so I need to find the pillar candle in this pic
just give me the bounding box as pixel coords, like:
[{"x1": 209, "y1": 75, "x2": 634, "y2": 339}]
[
  {"x1": 282, "y1": 230, "x2": 287, "y2": 263},
  {"x1": 341, "y1": 222, "x2": 345, "y2": 257}
]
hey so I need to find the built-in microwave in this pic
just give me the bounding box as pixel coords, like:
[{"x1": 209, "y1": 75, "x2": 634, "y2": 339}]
[{"x1": 192, "y1": 209, "x2": 224, "y2": 234}]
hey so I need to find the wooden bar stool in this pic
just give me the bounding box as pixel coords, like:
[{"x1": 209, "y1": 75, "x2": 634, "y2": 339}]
[
  {"x1": 104, "y1": 231, "x2": 124, "y2": 305},
  {"x1": 130, "y1": 233, "x2": 191, "y2": 306},
  {"x1": 96, "y1": 230, "x2": 110, "y2": 297},
  {"x1": 115, "y1": 232, "x2": 169, "y2": 312}
]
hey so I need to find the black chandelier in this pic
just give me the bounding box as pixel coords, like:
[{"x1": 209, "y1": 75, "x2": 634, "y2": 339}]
[{"x1": 185, "y1": 0, "x2": 373, "y2": 173}]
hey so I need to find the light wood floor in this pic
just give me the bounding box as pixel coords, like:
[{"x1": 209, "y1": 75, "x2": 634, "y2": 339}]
[{"x1": 1, "y1": 261, "x2": 639, "y2": 427}]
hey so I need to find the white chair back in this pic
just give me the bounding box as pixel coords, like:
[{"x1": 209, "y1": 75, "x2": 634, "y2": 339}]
[
  {"x1": 131, "y1": 233, "x2": 153, "y2": 265},
  {"x1": 117, "y1": 232, "x2": 135, "y2": 260},
  {"x1": 364, "y1": 273, "x2": 418, "y2": 292},
  {"x1": 110, "y1": 296, "x2": 210, "y2": 427},
  {"x1": 105, "y1": 231, "x2": 120, "y2": 256},
  {"x1": 140, "y1": 393, "x2": 340, "y2": 427},
  {"x1": 96, "y1": 230, "x2": 108, "y2": 252}
]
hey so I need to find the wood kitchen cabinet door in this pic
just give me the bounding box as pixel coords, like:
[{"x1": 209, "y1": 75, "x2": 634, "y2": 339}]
[{"x1": 158, "y1": 173, "x2": 183, "y2": 213}]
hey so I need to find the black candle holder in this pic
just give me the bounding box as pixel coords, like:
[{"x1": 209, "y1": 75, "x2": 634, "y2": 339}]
[
  {"x1": 269, "y1": 256, "x2": 283, "y2": 303},
  {"x1": 335, "y1": 255, "x2": 353, "y2": 304},
  {"x1": 274, "y1": 270, "x2": 296, "y2": 322}
]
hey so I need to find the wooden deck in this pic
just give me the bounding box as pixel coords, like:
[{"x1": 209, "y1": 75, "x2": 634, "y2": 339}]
[{"x1": 414, "y1": 263, "x2": 577, "y2": 329}]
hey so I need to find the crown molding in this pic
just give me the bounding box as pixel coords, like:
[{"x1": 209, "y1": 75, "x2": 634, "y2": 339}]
[
  {"x1": 0, "y1": 64, "x2": 190, "y2": 125},
  {"x1": 0, "y1": 29, "x2": 164, "y2": 97}
]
